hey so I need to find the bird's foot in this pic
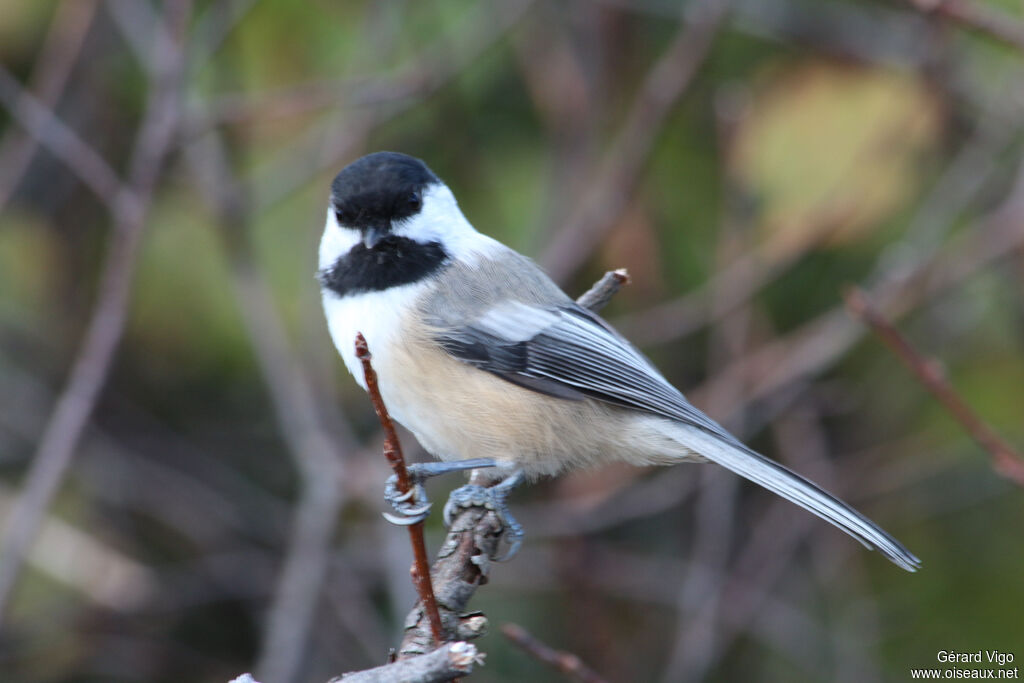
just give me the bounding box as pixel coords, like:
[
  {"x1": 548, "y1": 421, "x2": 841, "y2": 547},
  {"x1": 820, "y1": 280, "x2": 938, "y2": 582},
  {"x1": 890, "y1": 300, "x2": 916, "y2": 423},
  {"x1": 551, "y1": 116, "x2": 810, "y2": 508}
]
[
  {"x1": 382, "y1": 459, "x2": 496, "y2": 526},
  {"x1": 443, "y1": 470, "x2": 525, "y2": 560}
]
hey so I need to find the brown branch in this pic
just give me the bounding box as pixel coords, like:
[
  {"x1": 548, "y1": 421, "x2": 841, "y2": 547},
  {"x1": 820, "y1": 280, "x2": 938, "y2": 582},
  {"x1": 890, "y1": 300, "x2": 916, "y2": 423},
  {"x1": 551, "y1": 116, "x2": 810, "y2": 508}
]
[
  {"x1": 0, "y1": 0, "x2": 192, "y2": 625},
  {"x1": 355, "y1": 334, "x2": 444, "y2": 648},
  {"x1": 844, "y1": 287, "x2": 1024, "y2": 487},
  {"x1": 907, "y1": 0, "x2": 1024, "y2": 53},
  {"x1": 397, "y1": 504, "x2": 502, "y2": 658},
  {"x1": 501, "y1": 623, "x2": 608, "y2": 683}
]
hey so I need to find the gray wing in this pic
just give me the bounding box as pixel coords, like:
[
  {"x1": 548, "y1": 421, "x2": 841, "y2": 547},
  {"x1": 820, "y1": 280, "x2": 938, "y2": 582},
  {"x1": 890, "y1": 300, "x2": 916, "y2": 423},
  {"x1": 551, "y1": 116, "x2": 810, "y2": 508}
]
[
  {"x1": 435, "y1": 299, "x2": 739, "y2": 442},
  {"x1": 434, "y1": 299, "x2": 921, "y2": 572}
]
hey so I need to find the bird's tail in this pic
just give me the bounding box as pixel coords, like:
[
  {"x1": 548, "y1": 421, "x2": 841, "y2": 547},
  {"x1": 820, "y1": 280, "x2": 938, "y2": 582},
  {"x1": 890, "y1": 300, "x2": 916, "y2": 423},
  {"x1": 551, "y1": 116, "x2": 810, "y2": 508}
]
[{"x1": 677, "y1": 424, "x2": 921, "y2": 572}]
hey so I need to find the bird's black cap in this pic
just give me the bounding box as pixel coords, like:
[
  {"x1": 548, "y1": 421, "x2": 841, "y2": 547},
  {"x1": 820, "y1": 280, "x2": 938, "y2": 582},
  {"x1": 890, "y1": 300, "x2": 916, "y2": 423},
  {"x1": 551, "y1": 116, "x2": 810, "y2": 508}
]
[{"x1": 330, "y1": 152, "x2": 440, "y2": 232}]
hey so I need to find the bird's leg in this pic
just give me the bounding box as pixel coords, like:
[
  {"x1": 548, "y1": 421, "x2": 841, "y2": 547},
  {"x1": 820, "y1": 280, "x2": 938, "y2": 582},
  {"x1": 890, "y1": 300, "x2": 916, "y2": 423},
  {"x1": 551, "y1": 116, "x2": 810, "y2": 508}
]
[
  {"x1": 383, "y1": 458, "x2": 496, "y2": 526},
  {"x1": 443, "y1": 468, "x2": 525, "y2": 561}
]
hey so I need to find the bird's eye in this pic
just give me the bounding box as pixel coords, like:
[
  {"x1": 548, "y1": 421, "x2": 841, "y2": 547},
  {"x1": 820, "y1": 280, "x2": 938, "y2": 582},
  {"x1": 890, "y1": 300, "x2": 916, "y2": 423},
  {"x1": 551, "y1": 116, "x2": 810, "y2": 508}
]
[{"x1": 407, "y1": 192, "x2": 422, "y2": 211}]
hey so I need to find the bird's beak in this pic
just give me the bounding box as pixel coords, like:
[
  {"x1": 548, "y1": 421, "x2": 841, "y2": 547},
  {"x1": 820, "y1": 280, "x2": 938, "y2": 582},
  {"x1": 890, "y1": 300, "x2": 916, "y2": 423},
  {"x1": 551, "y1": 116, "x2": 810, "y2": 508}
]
[{"x1": 363, "y1": 224, "x2": 388, "y2": 249}]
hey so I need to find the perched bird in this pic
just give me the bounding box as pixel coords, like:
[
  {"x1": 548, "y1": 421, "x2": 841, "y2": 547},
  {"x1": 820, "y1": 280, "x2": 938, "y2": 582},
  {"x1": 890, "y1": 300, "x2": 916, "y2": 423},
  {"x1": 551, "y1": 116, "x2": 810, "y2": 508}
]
[{"x1": 318, "y1": 151, "x2": 919, "y2": 571}]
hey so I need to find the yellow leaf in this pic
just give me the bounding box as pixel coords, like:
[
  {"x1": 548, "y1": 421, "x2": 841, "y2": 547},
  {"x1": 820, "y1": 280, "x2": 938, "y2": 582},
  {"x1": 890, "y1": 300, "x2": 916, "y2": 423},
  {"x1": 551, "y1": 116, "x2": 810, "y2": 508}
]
[{"x1": 730, "y1": 62, "x2": 943, "y2": 256}]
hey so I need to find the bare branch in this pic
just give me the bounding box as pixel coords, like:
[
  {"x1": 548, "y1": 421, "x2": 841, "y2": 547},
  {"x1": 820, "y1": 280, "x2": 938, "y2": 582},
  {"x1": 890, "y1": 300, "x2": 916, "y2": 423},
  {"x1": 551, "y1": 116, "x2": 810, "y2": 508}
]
[
  {"x1": 355, "y1": 335, "x2": 445, "y2": 649},
  {"x1": 397, "y1": 503, "x2": 502, "y2": 659},
  {"x1": 574, "y1": 269, "x2": 631, "y2": 312},
  {"x1": 501, "y1": 623, "x2": 608, "y2": 683},
  {"x1": 845, "y1": 287, "x2": 1024, "y2": 487}
]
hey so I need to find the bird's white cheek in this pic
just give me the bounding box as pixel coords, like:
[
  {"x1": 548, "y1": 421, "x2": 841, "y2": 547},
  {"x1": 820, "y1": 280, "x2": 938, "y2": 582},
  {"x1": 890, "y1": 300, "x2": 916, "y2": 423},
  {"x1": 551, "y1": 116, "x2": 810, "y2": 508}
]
[{"x1": 318, "y1": 212, "x2": 360, "y2": 271}]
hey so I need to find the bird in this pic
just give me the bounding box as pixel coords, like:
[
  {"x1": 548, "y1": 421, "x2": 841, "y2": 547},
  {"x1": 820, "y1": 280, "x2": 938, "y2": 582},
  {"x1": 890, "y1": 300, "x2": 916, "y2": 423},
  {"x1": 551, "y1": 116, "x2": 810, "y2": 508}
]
[{"x1": 317, "y1": 151, "x2": 920, "y2": 571}]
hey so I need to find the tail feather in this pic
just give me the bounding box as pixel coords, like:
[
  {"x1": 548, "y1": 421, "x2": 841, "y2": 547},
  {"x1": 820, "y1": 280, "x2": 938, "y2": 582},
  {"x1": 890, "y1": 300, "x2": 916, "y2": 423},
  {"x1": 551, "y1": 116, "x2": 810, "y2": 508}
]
[{"x1": 679, "y1": 425, "x2": 921, "y2": 572}]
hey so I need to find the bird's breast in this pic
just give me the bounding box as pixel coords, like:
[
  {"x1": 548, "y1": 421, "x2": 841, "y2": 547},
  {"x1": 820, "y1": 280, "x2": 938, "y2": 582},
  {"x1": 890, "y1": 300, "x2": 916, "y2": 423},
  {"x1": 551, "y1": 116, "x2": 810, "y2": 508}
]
[{"x1": 321, "y1": 282, "x2": 432, "y2": 401}]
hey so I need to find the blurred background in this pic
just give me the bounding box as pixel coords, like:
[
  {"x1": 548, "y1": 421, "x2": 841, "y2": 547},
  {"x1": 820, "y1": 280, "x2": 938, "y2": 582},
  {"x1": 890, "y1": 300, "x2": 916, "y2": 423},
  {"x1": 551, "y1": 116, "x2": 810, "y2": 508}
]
[{"x1": 1, "y1": 1, "x2": 1023, "y2": 681}]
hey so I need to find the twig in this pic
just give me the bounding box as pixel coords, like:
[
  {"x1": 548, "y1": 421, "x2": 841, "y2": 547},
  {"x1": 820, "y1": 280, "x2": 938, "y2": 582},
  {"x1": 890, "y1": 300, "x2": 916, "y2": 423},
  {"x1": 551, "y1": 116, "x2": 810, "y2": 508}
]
[
  {"x1": 335, "y1": 641, "x2": 482, "y2": 683},
  {"x1": 907, "y1": 0, "x2": 1024, "y2": 52},
  {"x1": 0, "y1": 0, "x2": 191, "y2": 625},
  {"x1": 354, "y1": 334, "x2": 444, "y2": 648},
  {"x1": 501, "y1": 623, "x2": 608, "y2": 683},
  {"x1": 844, "y1": 287, "x2": 1024, "y2": 486},
  {"x1": 575, "y1": 269, "x2": 631, "y2": 312}
]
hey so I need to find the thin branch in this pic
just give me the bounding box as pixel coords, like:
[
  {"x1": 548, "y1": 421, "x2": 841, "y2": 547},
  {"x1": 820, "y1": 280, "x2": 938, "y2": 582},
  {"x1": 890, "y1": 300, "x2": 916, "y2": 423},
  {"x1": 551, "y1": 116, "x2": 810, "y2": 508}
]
[
  {"x1": 397, "y1": 504, "x2": 502, "y2": 659},
  {"x1": 844, "y1": 287, "x2": 1024, "y2": 486},
  {"x1": 355, "y1": 334, "x2": 444, "y2": 648},
  {"x1": 501, "y1": 623, "x2": 608, "y2": 683},
  {"x1": 0, "y1": 0, "x2": 192, "y2": 625},
  {"x1": 574, "y1": 269, "x2": 631, "y2": 312},
  {"x1": 907, "y1": 0, "x2": 1024, "y2": 52}
]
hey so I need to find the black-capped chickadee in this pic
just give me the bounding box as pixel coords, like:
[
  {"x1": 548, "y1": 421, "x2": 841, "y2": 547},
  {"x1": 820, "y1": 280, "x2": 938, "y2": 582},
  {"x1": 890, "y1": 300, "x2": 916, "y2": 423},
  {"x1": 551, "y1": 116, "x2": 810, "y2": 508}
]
[{"x1": 318, "y1": 151, "x2": 920, "y2": 571}]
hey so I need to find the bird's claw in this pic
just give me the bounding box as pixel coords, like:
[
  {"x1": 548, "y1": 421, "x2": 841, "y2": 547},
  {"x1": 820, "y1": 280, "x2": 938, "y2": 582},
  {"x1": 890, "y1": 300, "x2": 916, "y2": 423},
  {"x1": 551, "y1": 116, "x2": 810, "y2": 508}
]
[
  {"x1": 381, "y1": 459, "x2": 497, "y2": 527},
  {"x1": 443, "y1": 470, "x2": 525, "y2": 561},
  {"x1": 383, "y1": 475, "x2": 432, "y2": 525}
]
